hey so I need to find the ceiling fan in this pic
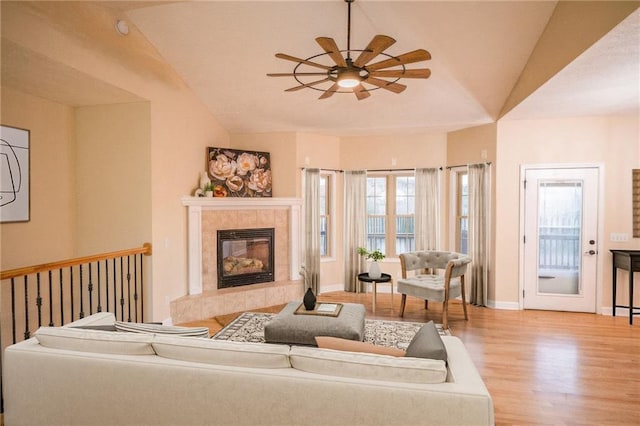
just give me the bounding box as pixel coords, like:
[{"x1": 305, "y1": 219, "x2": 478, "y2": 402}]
[{"x1": 267, "y1": 0, "x2": 431, "y2": 100}]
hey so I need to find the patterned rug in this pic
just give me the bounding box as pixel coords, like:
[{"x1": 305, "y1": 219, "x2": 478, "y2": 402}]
[{"x1": 212, "y1": 312, "x2": 450, "y2": 350}]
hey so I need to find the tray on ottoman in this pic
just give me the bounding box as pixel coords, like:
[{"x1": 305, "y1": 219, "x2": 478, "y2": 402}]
[{"x1": 264, "y1": 301, "x2": 366, "y2": 346}]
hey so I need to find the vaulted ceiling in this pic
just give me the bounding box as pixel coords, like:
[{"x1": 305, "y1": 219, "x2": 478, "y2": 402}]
[{"x1": 2, "y1": 1, "x2": 639, "y2": 137}]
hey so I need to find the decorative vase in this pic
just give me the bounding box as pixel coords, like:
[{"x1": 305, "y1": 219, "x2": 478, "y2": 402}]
[
  {"x1": 368, "y1": 261, "x2": 382, "y2": 279},
  {"x1": 303, "y1": 287, "x2": 316, "y2": 310},
  {"x1": 205, "y1": 190, "x2": 214, "y2": 197}
]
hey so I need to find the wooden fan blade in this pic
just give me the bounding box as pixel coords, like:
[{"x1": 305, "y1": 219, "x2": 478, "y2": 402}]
[
  {"x1": 366, "y1": 49, "x2": 431, "y2": 72},
  {"x1": 319, "y1": 83, "x2": 340, "y2": 100},
  {"x1": 267, "y1": 72, "x2": 328, "y2": 77},
  {"x1": 285, "y1": 78, "x2": 330, "y2": 92},
  {"x1": 275, "y1": 53, "x2": 332, "y2": 70},
  {"x1": 316, "y1": 37, "x2": 347, "y2": 67},
  {"x1": 368, "y1": 69, "x2": 431, "y2": 79},
  {"x1": 353, "y1": 84, "x2": 371, "y2": 101},
  {"x1": 364, "y1": 76, "x2": 406, "y2": 94},
  {"x1": 353, "y1": 35, "x2": 396, "y2": 68}
]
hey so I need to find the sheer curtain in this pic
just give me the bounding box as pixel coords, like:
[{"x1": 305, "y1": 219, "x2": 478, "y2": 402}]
[
  {"x1": 414, "y1": 168, "x2": 440, "y2": 251},
  {"x1": 303, "y1": 168, "x2": 320, "y2": 294},
  {"x1": 468, "y1": 163, "x2": 491, "y2": 306},
  {"x1": 343, "y1": 170, "x2": 367, "y2": 292}
]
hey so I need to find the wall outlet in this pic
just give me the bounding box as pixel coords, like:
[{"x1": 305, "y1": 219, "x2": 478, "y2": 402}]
[{"x1": 610, "y1": 233, "x2": 629, "y2": 242}]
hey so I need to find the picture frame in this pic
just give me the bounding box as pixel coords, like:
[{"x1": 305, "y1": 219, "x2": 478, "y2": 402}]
[
  {"x1": 1, "y1": 125, "x2": 30, "y2": 223},
  {"x1": 207, "y1": 147, "x2": 272, "y2": 198}
]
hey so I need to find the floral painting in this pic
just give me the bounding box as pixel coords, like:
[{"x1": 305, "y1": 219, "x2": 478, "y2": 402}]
[{"x1": 207, "y1": 147, "x2": 272, "y2": 197}]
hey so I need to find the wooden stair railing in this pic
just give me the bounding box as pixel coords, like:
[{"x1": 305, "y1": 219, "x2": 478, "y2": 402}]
[{"x1": 0, "y1": 243, "x2": 152, "y2": 414}]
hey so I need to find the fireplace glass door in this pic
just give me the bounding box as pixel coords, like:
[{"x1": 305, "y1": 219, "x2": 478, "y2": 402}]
[{"x1": 217, "y1": 228, "x2": 274, "y2": 288}]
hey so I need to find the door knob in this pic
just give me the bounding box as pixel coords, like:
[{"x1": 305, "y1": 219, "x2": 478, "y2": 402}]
[{"x1": 585, "y1": 250, "x2": 596, "y2": 255}]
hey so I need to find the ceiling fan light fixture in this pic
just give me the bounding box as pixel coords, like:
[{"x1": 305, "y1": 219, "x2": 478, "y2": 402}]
[{"x1": 337, "y1": 70, "x2": 361, "y2": 88}]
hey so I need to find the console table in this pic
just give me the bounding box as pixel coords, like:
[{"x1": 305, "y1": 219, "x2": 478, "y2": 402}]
[{"x1": 610, "y1": 250, "x2": 640, "y2": 325}]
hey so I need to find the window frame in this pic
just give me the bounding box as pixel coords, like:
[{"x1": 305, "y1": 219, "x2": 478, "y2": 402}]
[
  {"x1": 319, "y1": 171, "x2": 336, "y2": 261},
  {"x1": 365, "y1": 172, "x2": 416, "y2": 258},
  {"x1": 449, "y1": 167, "x2": 468, "y2": 254}
]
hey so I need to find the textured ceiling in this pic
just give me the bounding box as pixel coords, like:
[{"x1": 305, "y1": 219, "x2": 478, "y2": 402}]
[
  {"x1": 2, "y1": 1, "x2": 638, "y2": 136},
  {"x1": 125, "y1": 1, "x2": 638, "y2": 136}
]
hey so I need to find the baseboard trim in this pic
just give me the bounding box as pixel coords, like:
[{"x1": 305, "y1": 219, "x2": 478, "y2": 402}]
[
  {"x1": 600, "y1": 307, "x2": 633, "y2": 317},
  {"x1": 319, "y1": 283, "x2": 344, "y2": 294},
  {"x1": 486, "y1": 300, "x2": 521, "y2": 310}
]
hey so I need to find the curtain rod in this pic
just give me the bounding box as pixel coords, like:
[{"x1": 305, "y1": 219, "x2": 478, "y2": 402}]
[
  {"x1": 445, "y1": 161, "x2": 492, "y2": 170},
  {"x1": 301, "y1": 167, "x2": 443, "y2": 173}
]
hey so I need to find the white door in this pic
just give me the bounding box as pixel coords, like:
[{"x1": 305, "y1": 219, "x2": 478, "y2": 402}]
[{"x1": 523, "y1": 167, "x2": 599, "y2": 312}]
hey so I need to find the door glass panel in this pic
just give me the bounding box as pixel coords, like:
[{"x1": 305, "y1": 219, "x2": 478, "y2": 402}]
[{"x1": 537, "y1": 181, "x2": 582, "y2": 295}]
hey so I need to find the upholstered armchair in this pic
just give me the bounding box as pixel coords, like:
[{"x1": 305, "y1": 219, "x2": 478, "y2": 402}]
[{"x1": 398, "y1": 251, "x2": 472, "y2": 329}]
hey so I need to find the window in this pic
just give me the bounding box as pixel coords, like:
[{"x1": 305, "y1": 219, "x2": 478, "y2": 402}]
[
  {"x1": 366, "y1": 176, "x2": 386, "y2": 252},
  {"x1": 453, "y1": 170, "x2": 469, "y2": 254},
  {"x1": 365, "y1": 174, "x2": 415, "y2": 257},
  {"x1": 319, "y1": 174, "x2": 331, "y2": 257},
  {"x1": 395, "y1": 176, "x2": 415, "y2": 253}
]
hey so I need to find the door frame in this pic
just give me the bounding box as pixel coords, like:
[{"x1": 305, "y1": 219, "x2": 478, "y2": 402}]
[{"x1": 518, "y1": 163, "x2": 605, "y2": 312}]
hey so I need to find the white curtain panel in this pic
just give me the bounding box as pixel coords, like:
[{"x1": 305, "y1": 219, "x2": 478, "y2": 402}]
[
  {"x1": 343, "y1": 170, "x2": 367, "y2": 292},
  {"x1": 414, "y1": 168, "x2": 440, "y2": 251},
  {"x1": 303, "y1": 168, "x2": 320, "y2": 294},
  {"x1": 468, "y1": 163, "x2": 491, "y2": 306}
]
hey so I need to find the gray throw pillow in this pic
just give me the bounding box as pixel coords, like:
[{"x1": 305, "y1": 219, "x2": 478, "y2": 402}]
[{"x1": 405, "y1": 321, "x2": 447, "y2": 362}]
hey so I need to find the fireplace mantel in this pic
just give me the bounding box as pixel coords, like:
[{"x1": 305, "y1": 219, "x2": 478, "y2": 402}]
[{"x1": 182, "y1": 196, "x2": 302, "y2": 295}]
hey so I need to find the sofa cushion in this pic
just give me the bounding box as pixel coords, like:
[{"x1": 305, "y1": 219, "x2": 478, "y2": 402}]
[
  {"x1": 315, "y1": 336, "x2": 406, "y2": 357},
  {"x1": 35, "y1": 327, "x2": 155, "y2": 355},
  {"x1": 115, "y1": 321, "x2": 209, "y2": 338},
  {"x1": 405, "y1": 321, "x2": 448, "y2": 362},
  {"x1": 152, "y1": 335, "x2": 291, "y2": 369},
  {"x1": 289, "y1": 346, "x2": 447, "y2": 384}
]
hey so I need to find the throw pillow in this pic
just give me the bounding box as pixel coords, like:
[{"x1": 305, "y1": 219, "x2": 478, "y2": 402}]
[
  {"x1": 315, "y1": 336, "x2": 406, "y2": 357},
  {"x1": 35, "y1": 327, "x2": 155, "y2": 355},
  {"x1": 114, "y1": 321, "x2": 210, "y2": 338},
  {"x1": 404, "y1": 321, "x2": 448, "y2": 362},
  {"x1": 289, "y1": 346, "x2": 447, "y2": 384}
]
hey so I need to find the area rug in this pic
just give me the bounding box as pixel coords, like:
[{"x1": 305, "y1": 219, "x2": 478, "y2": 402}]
[{"x1": 212, "y1": 312, "x2": 450, "y2": 350}]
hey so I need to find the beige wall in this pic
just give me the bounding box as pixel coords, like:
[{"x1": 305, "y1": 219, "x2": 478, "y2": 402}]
[
  {"x1": 340, "y1": 133, "x2": 447, "y2": 170},
  {"x1": 75, "y1": 103, "x2": 151, "y2": 255},
  {"x1": 2, "y1": 2, "x2": 230, "y2": 321},
  {"x1": 495, "y1": 115, "x2": 640, "y2": 308},
  {"x1": 231, "y1": 132, "x2": 297, "y2": 198},
  {"x1": 0, "y1": 88, "x2": 76, "y2": 269}
]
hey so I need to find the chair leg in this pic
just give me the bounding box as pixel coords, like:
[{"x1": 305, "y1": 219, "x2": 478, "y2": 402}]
[
  {"x1": 399, "y1": 294, "x2": 407, "y2": 317},
  {"x1": 442, "y1": 300, "x2": 449, "y2": 330},
  {"x1": 460, "y1": 276, "x2": 469, "y2": 321}
]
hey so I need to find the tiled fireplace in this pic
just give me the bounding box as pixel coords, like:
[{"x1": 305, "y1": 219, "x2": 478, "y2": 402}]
[{"x1": 171, "y1": 197, "x2": 304, "y2": 323}]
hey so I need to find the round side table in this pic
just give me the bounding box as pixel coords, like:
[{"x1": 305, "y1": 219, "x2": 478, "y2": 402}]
[{"x1": 357, "y1": 273, "x2": 393, "y2": 314}]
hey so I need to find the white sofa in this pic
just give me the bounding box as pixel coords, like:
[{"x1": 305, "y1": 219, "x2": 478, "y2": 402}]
[{"x1": 4, "y1": 312, "x2": 494, "y2": 426}]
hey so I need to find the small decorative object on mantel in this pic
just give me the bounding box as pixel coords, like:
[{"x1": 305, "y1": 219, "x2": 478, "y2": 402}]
[
  {"x1": 357, "y1": 247, "x2": 385, "y2": 279},
  {"x1": 207, "y1": 147, "x2": 272, "y2": 198},
  {"x1": 193, "y1": 171, "x2": 211, "y2": 197}
]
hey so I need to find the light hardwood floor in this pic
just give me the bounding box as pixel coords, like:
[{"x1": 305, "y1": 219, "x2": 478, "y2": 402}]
[{"x1": 180, "y1": 291, "x2": 640, "y2": 426}]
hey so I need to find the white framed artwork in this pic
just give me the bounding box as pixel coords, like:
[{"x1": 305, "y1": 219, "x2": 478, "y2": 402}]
[{"x1": 1, "y1": 125, "x2": 30, "y2": 223}]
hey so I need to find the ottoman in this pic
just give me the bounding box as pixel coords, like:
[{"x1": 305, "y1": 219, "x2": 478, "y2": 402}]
[{"x1": 264, "y1": 301, "x2": 366, "y2": 346}]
